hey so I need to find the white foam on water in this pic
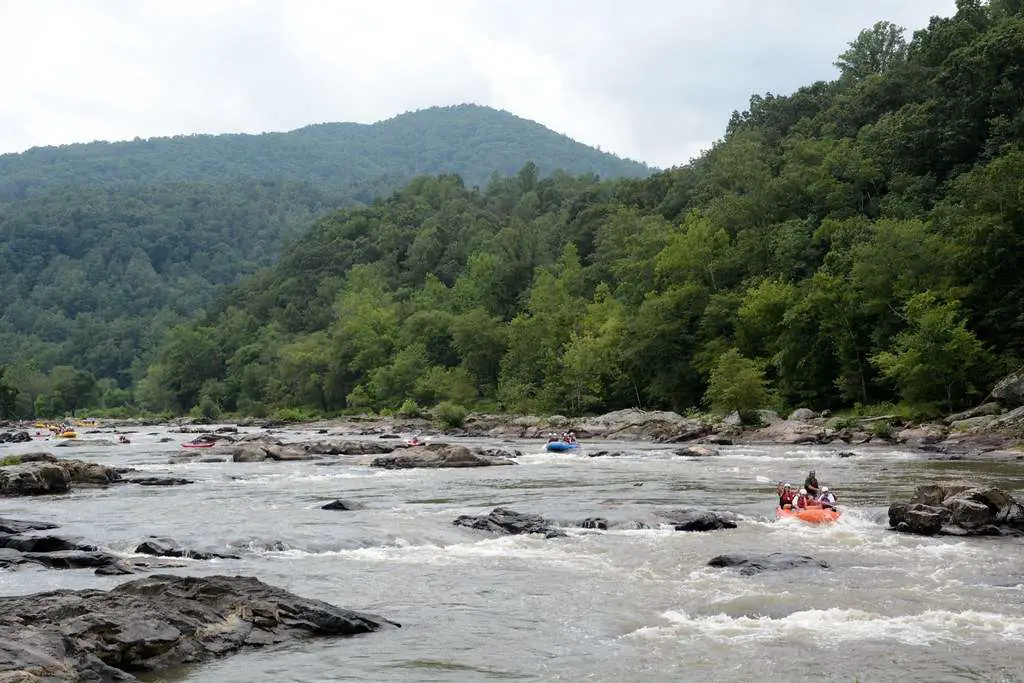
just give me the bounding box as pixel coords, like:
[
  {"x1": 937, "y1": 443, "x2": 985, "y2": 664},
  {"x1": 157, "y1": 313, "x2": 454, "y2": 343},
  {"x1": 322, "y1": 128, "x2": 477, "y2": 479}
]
[
  {"x1": 627, "y1": 607, "x2": 1024, "y2": 646},
  {"x1": 261, "y1": 534, "x2": 613, "y2": 571}
]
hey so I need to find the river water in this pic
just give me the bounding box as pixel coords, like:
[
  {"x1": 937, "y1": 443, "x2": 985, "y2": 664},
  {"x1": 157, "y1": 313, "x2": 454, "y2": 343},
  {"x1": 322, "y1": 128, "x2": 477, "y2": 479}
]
[{"x1": 3, "y1": 426, "x2": 1024, "y2": 682}]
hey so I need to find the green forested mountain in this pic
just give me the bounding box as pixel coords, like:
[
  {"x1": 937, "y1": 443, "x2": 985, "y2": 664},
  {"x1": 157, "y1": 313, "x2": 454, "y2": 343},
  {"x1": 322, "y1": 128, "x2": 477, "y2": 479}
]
[
  {"x1": 0, "y1": 105, "x2": 653, "y2": 413},
  {"x1": 0, "y1": 104, "x2": 651, "y2": 202},
  {"x1": 128, "y1": 1, "x2": 1024, "y2": 421}
]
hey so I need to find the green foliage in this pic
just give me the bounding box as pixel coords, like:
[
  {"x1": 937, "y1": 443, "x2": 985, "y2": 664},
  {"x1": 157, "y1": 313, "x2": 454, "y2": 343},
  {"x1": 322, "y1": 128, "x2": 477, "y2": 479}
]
[
  {"x1": 1, "y1": 455, "x2": 21, "y2": 466},
  {"x1": 432, "y1": 401, "x2": 469, "y2": 429},
  {"x1": 397, "y1": 399, "x2": 425, "y2": 419},
  {"x1": 0, "y1": 105, "x2": 650, "y2": 391},
  {"x1": 704, "y1": 349, "x2": 772, "y2": 423},
  {"x1": 5, "y1": 7, "x2": 1024, "y2": 421},
  {"x1": 871, "y1": 420, "x2": 894, "y2": 439},
  {"x1": 871, "y1": 292, "x2": 990, "y2": 412},
  {"x1": 0, "y1": 366, "x2": 18, "y2": 419},
  {"x1": 834, "y1": 21, "x2": 909, "y2": 80}
]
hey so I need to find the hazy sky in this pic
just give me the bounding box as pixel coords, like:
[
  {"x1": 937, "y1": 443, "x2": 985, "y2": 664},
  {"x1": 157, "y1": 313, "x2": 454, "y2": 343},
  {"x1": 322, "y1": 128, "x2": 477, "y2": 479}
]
[{"x1": 1, "y1": 0, "x2": 956, "y2": 168}]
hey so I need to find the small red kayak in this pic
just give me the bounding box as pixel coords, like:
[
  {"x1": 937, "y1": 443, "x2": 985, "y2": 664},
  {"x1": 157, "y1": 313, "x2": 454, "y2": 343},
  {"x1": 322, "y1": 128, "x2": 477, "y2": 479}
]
[{"x1": 776, "y1": 506, "x2": 841, "y2": 524}]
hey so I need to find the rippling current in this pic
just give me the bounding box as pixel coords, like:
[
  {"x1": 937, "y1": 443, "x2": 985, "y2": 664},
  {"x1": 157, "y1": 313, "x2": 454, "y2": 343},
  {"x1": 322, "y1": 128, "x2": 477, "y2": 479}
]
[{"x1": 3, "y1": 426, "x2": 1024, "y2": 682}]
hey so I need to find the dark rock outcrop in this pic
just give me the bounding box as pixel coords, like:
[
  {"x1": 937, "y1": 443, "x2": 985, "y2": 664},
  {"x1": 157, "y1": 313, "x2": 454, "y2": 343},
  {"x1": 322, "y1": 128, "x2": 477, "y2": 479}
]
[
  {"x1": 888, "y1": 483, "x2": 1024, "y2": 536},
  {"x1": 303, "y1": 440, "x2": 397, "y2": 456},
  {"x1": 454, "y1": 507, "x2": 566, "y2": 538},
  {"x1": 707, "y1": 552, "x2": 829, "y2": 575},
  {"x1": 657, "y1": 508, "x2": 738, "y2": 532},
  {"x1": 122, "y1": 477, "x2": 194, "y2": 486},
  {"x1": 0, "y1": 574, "x2": 399, "y2": 681},
  {"x1": 321, "y1": 499, "x2": 364, "y2": 511},
  {"x1": 372, "y1": 443, "x2": 515, "y2": 469},
  {"x1": 134, "y1": 537, "x2": 241, "y2": 561},
  {"x1": 0, "y1": 430, "x2": 31, "y2": 443}
]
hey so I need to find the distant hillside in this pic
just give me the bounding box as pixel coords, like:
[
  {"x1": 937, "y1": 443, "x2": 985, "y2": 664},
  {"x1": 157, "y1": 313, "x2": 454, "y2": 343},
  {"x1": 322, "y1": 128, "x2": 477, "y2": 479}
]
[
  {"x1": 0, "y1": 104, "x2": 653, "y2": 202},
  {"x1": 0, "y1": 105, "x2": 652, "y2": 394}
]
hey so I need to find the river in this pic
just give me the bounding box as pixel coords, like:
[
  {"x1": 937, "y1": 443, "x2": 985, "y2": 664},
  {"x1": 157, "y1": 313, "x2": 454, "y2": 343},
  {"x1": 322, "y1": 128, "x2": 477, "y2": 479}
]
[{"x1": 3, "y1": 426, "x2": 1024, "y2": 682}]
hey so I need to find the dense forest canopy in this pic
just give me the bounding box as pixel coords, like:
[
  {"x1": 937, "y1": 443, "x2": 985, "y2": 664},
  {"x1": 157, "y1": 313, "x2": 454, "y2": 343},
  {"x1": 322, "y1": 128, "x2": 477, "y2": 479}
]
[
  {"x1": 0, "y1": 104, "x2": 651, "y2": 202},
  {"x1": 0, "y1": 106, "x2": 652, "y2": 416},
  {"x1": 3, "y1": 0, "x2": 1023, "y2": 421}
]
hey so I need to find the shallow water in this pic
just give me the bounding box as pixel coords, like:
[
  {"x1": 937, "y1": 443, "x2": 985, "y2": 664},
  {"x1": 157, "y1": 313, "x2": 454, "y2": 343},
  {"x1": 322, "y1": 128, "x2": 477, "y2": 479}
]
[{"x1": 3, "y1": 427, "x2": 1024, "y2": 682}]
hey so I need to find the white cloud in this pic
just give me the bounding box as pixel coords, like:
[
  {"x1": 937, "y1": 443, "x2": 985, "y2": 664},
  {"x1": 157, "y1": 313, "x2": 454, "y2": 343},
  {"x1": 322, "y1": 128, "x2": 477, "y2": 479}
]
[{"x1": 0, "y1": 0, "x2": 957, "y2": 168}]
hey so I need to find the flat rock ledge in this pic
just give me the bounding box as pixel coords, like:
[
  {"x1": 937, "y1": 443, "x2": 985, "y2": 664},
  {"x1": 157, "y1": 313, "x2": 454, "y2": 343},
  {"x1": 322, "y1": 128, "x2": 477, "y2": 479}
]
[
  {"x1": 888, "y1": 483, "x2": 1024, "y2": 536},
  {"x1": 0, "y1": 574, "x2": 399, "y2": 681},
  {"x1": 372, "y1": 443, "x2": 515, "y2": 469}
]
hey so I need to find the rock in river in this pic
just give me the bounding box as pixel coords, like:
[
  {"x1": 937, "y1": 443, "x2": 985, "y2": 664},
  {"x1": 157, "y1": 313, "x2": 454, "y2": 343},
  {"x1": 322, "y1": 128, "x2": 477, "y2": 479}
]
[
  {"x1": 454, "y1": 507, "x2": 566, "y2": 538},
  {"x1": 707, "y1": 552, "x2": 830, "y2": 576},
  {"x1": 372, "y1": 443, "x2": 515, "y2": 469},
  {"x1": 0, "y1": 574, "x2": 400, "y2": 681},
  {"x1": 888, "y1": 482, "x2": 1024, "y2": 536}
]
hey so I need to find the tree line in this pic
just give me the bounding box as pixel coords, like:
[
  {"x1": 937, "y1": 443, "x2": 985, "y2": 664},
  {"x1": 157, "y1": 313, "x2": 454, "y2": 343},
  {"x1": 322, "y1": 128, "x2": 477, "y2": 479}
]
[{"x1": 3, "y1": 1, "x2": 1022, "y2": 421}]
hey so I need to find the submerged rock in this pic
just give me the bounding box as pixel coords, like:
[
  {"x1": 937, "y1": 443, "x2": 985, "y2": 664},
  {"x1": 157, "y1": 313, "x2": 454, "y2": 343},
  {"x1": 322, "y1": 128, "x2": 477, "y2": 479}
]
[
  {"x1": 707, "y1": 552, "x2": 829, "y2": 575},
  {"x1": 122, "y1": 477, "x2": 194, "y2": 486},
  {"x1": 454, "y1": 507, "x2": 566, "y2": 538},
  {"x1": 0, "y1": 574, "x2": 399, "y2": 681},
  {"x1": 372, "y1": 443, "x2": 515, "y2": 469},
  {"x1": 321, "y1": 499, "x2": 364, "y2": 511}
]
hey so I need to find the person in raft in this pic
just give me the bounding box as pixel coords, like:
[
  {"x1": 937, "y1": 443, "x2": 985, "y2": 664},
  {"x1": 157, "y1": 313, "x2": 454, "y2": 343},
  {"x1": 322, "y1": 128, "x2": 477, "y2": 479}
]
[
  {"x1": 804, "y1": 469, "x2": 821, "y2": 498},
  {"x1": 777, "y1": 482, "x2": 797, "y2": 509},
  {"x1": 818, "y1": 486, "x2": 837, "y2": 509}
]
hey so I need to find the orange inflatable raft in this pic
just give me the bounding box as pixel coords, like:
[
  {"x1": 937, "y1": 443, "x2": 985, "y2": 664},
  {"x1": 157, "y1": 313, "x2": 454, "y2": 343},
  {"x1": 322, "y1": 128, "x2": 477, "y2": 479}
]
[{"x1": 775, "y1": 505, "x2": 841, "y2": 524}]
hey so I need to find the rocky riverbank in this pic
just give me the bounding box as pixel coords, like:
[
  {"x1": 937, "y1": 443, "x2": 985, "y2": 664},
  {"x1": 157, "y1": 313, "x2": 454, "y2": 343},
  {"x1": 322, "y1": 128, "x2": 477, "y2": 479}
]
[{"x1": 5, "y1": 402, "x2": 1023, "y2": 462}]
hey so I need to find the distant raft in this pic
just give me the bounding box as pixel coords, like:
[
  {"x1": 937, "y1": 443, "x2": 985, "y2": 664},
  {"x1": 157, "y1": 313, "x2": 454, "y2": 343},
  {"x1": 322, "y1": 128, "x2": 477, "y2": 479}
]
[{"x1": 545, "y1": 440, "x2": 579, "y2": 453}]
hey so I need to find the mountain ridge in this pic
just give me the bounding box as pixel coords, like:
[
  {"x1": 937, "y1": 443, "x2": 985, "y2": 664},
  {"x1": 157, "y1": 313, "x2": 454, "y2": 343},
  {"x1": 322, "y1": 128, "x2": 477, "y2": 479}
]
[{"x1": 0, "y1": 104, "x2": 653, "y2": 201}]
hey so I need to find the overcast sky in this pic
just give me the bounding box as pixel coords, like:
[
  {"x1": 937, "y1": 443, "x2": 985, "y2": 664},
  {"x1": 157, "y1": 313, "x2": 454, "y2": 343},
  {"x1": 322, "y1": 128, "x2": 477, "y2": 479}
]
[{"x1": 1, "y1": 0, "x2": 956, "y2": 169}]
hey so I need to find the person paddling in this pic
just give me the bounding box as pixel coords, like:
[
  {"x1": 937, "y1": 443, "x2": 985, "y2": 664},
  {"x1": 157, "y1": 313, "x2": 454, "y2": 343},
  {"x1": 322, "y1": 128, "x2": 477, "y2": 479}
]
[{"x1": 804, "y1": 469, "x2": 820, "y2": 498}]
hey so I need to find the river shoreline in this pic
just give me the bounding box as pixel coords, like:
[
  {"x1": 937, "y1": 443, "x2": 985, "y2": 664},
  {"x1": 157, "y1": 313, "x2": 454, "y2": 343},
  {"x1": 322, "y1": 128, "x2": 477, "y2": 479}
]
[{"x1": 4, "y1": 405, "x2": 1023, "y2": 461}]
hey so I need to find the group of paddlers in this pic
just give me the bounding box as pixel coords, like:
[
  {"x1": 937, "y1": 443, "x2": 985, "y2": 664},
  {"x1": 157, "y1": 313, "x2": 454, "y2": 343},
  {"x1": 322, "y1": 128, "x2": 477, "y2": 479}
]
[{"x1": 777, "y1": 469, "x2": 837, "y2": 509}]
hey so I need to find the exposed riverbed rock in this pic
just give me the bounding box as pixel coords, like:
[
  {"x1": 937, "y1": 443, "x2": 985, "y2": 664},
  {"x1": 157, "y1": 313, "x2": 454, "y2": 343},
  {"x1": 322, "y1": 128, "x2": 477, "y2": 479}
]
[
  {"x1": 0, "y1": 430, "x2": 31, "y2": 443},
  {"x1": 657, "y1": 508, "x2": 739, "y2": 532},
  {"x1": 371, "y1": 443, "x2": 515, "y2": 469},
  {"x1": 0, "y1": 573, "x2": 399, "y2": 681},
  {"x1": 302, "y1": 440, "x2": 398, "y2": 456},
  {"x1": 707, "y1": 552, "x2": 830, "y2": 575},
  {"x1": 888, "y1": 483, "x2": 1024, "y2": 536},
  {"x1": 674, "y1": 445, "x2": 720, "y2": 457},
  {"x1": 1, "y1": 455, "x2": 122, "y2": 495},
  {"x1": 896, "y1": 424, "x2": 948, "y2": 448},
  {"x1": 0, "y1": 518, "x2": 185, "y2": 574},
  {"x1": 454, "y1": 507, "x2": 566, "y2": 538},
  {"x1": 135, "y1": 537, "x2": 241, "y2": 560},
  {"x1": 749, "y1": 419, "x2": 824, "y2": 445}
]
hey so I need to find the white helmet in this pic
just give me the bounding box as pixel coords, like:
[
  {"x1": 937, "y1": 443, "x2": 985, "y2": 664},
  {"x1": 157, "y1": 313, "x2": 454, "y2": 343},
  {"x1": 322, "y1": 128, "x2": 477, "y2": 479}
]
[
  {"x1": 799, "y1": 488, "x2": 807, "y2": 495},
  {"x1": 822, "y1": 486, "x2": 829, "y2": 493}
]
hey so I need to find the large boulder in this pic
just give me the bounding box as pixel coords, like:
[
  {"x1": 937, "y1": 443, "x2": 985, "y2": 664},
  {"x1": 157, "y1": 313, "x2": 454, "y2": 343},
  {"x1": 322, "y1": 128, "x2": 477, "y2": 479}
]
[
  {"x1": 889, "y1": 483, "x2": 1024, "y2": 536},
  {"x1": 897, "y1": 424, "x2": 948, "y2": 448},
  {"x1": 0, "y1": 574, "x2": 399, "y2": 681},
  {"x1": 788, "y1": 408, "x2": 818, "y2": 421},
  {"x1": 0, "y1": 461, "x2": 72, "y2": 495},
  {"x1": 453, "y1": 507, "x2": 566, "y2": 538},
  {"x1": 992, "y1": 370, "x2": 1024, "y2": 408},
  {"x1": 371, "y1": 443, "x2": 515, "y2": 469},
  {"x1": 750, "y1": 420, "x2": 824, "y2": 445},
  {"x1": 574, "y1": 409, "x2": 711, "y2": 442},
  {"x1": 301, "y1": 440, "x2": 398, "y2": 456}
]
